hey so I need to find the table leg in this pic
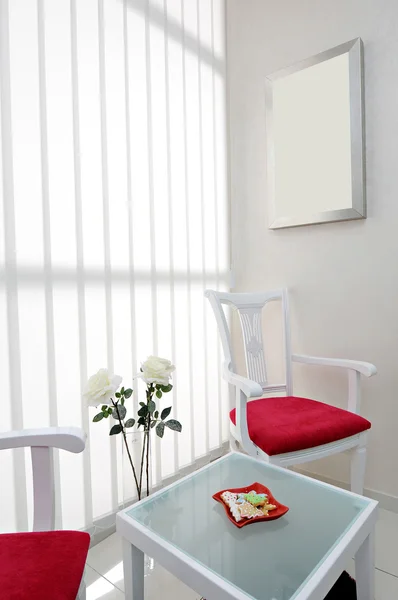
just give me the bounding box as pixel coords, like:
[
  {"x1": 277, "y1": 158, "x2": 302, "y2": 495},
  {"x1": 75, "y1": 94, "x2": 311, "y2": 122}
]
[
  {"x1": 355, "y1": 531, "x2": 375, "y2": 600},
  {"x1": 123, "y1": 538, "x2": 144, "y2": 600}
]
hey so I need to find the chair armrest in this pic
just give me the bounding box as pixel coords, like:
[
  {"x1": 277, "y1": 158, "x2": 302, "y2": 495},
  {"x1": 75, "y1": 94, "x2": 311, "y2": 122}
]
[
  {"x1": 292, "y1": 354, "x2": 377, "y2": 377},
  {"x1": 0, "y1": 426, "x2": 86, "y2": 453},
  {"x1": 223, "y1": 363, "x2": 263, "y2": 398}
]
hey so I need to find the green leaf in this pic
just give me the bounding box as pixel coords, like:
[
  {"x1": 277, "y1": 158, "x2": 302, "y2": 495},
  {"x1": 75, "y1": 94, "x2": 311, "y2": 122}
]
[
  {"x1": 138, "y1": 405, "x2": 148, "y2": 417},
  {"x1": 120, "y1": 386, "x2": 125, "y2": 394},
  {"x1": 93, "y1": 413, "x2": 104, "y2": 422},
  {"x1": 160, "y1": 384, "x2": 173, "y2": 393},
  {"x1": 165, "y1": 419, "x2": 182, "y2": 432},
  {"x1": 111, "y1": 405, "x2": 127, "y2": 420},
  {"x1": 139, "y1": 402, "x2": 145, "y2": 407},
  {"x1": 101, "y1": 405, "x2": 108, "y2": 411},
  {"x1": 156, "y1": 422, "x2": 165, "y2": 438},
  {"x1": 161, "y1": 407, "x2": 172, "y2": 420},
  {"x1": 120, "y1": 397, "x2": 125, "y2": 406},
  {"x1": 148, "y1": 400, "x2": 156, "y2": 414},
  {"x1": 124, "y1": 388, "x2": 133, "y2": 399},
  {"x1": 150, "y1": 421, "x2": 157, "y2": 429},
  {"x1": 156, "y1": 390, "x2": 162, "y2": 399},
  {"x1": 125, "y1": 418, "x2": 135, "y2": 428},
  {"x1": 107, "y1": 407, "x2": 113, "y2": 415},
  {"x1": 115, "y1": 392, "x2": 121, "y2": 398},
  {"x1": 137, "y1": 417, "x2": 146, "y2": 427},
  {"x1": 154, "y1": 411, "x2": 159, "y2": 419},
  {"x1": 103, "y1": 412, "x2": 109, "y2": 418},
  {"x1": 109, "y1": 424, "x2": 123, "y2": 435}
]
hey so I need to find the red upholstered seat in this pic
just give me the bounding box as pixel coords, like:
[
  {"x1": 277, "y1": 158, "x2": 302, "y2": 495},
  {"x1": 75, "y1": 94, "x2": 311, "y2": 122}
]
[
  {"x1": 0, "y1": 530, "x2": 90, "y2": 600},
  {"x1": 230, "y1": 396, "x2": 371, "y2": 456}
]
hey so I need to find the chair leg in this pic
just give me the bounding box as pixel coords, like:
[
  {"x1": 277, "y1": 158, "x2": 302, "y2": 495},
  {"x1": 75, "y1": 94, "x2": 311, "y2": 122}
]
[
  {"x1": 350, "y1": 446, "x2": 366, "y2": 495},
  {"x1": 76, "y1": 577, "x2": 86, "y2": 600}
]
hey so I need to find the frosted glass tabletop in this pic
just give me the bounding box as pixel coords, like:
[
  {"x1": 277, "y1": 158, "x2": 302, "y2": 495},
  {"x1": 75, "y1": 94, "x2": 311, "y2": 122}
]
[{"x1": 126, "y1": 453, "x2": 371, "y2": 600}]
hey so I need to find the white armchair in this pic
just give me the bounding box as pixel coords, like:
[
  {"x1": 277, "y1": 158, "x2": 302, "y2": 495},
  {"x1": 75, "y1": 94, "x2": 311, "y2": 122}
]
[
  {"x1": 0, "y1": 426, "x2": 88, "y2": 599},
  {"x1": 205, "y1": 289, "x2": 377, "y2": 495}
]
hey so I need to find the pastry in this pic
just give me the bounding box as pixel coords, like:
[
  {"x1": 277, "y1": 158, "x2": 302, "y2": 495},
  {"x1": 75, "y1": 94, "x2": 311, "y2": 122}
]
[
  {"x1": 221, "y1": 491, "x2": 242, "y2": 522},
  {"x1": 261, "y1": 503, "x2": 277, "y2": 516},
  {"x1": 220, "y1": 488, "x2": 277, "y2": 523},
  {"x1": 238, "y1": 501, "x2": 264, "y2": 519},
  {"x1": 244, "y1": 491, "x2": 268, "y2": 507}
]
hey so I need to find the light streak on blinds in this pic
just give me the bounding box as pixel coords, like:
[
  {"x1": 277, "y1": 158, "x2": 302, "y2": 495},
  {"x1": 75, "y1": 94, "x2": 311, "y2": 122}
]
[{"x1": 0, "y1": 0, "x2": 228, "y2": 532}]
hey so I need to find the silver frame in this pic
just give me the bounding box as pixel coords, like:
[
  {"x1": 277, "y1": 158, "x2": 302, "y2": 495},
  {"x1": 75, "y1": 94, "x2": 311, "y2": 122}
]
[{"x1": 265, "y1": 38, "x2": 365, "y2": 230}]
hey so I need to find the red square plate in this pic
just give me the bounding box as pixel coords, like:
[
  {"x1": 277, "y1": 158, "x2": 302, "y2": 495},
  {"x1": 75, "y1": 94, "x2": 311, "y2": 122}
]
[{"x1": 212, "y1": 482, "x2": 289, "y2": 528}]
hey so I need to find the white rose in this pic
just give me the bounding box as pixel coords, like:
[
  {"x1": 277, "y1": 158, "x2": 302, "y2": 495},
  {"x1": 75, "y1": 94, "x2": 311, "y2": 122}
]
[
  {"x1": 136, "y1": 356, "x2": 175, "y2": 386},
  {"x1": 83, "y1": 368, "x2": 122, "y2": 408}
]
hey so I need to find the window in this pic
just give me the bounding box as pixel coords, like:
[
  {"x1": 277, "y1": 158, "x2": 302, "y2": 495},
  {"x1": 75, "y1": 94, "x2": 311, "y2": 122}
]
[{"x1": 0, "y1": 0, "x2": 228, "y2": 531}]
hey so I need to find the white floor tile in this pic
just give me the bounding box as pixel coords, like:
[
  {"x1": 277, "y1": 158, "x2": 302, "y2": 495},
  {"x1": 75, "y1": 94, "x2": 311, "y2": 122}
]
[
  {"x1": 375, "y1": 508, "x2": 398, "y2": 577},
  {"x1": 344, "y1": 508, "x2": 398, "y2": 580},
  {"x1": 86, "y1": 582, "x2": 124, "y2": 600},
  {"x1": 100, "y1": 557, "x2": 200, "y2": 598},
  {"x1": 85, "y1": 565, "x2": 105, "y2": 587},
  {"x1": 145, "y1": 563, "x2": 199, "y2": 599},
  {"x1": 375, "y1": 569, "x2": 398, "y2": 599},
  {"x1": 343, "y1": 564, "x2": 398, "y2": 600},
  {"x1": 88, "y1": 532, "x2": 123, "y2": 577},
  {"x1": 85, "y1": 564, "x2": 124, "y2": 600},
  {"x1": 100, "y1": 558, "x2": 124, "y2": 591},
  {"x1": 88, "y1": 533, "x2": 200, "y2": 599}
]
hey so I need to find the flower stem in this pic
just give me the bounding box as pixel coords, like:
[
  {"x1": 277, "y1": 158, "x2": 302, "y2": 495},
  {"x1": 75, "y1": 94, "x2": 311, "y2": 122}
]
[
  {"x1": 146, "y1": 412, "x2": 151, "y2": 497},
  {"x1": 112, "y1": 400, "x2": 141, "y2": 501},
  {"x1": 138, "y1": 428, "x2": 147, "y2": 496},
  {"x1": 142, "y1": 384, "x2": 153, "y2": 497},
  {"x1": 145, "y1": 429, "x2": 150, "y2": 496}
]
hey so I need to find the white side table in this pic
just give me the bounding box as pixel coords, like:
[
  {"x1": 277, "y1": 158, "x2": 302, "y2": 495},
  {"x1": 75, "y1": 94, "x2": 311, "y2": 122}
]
[{"x1": 117, "y1": 452, "x2": 377, "y2": 600}]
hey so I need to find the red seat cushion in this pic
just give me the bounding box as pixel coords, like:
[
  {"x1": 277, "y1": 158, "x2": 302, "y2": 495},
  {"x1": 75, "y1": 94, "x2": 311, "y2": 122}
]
[
  {"x1": 0, "y1": 530, "x2": 90, "y2": 600},
  {"x1": 230, "y1": 396, "x2": 371, "y2": 456}
]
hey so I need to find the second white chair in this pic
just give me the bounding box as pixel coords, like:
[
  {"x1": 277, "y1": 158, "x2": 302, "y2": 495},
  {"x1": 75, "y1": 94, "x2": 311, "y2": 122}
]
[{"x1": 205, "y1": 289, "x2": 377, "y2": 495}]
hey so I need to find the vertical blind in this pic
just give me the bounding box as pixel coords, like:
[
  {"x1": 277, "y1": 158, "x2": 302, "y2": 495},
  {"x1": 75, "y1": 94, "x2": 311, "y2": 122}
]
[{"x1": 0, "y1": 0, "x2": 228, "y2": 532}]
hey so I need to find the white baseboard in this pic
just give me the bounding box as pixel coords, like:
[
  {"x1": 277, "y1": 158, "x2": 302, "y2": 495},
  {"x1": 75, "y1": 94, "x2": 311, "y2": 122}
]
[
  {"x1": 295, "y1": 467, "x2": 398, "y2": 514},
  {"x1": 87, "y1": 442, "x2": 229, "y2": 547}
]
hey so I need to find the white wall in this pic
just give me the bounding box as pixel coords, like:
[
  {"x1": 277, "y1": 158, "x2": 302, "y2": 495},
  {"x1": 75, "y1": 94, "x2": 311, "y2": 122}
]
[{"x1": 227, "y1": 0, "x2": 398, "y2": 501}]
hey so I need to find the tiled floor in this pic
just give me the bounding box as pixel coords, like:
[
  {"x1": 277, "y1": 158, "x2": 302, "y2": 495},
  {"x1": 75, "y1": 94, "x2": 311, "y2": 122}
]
[{"x1": 86, "y1": 508, "x2": 398, "y2": 599}]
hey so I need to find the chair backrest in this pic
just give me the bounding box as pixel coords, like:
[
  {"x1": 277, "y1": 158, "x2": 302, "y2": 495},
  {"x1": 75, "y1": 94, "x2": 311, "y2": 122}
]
[
  {"x1": 0, "y1": 427, "x2": 86, "y2": 532},
  {"x1": 205, "y1": 289, "x2": 293, "y2": 395}
]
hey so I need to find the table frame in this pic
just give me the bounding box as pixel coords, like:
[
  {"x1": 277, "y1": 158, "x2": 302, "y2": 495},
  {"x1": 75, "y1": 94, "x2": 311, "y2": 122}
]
[{"x1": 116, "y1": 453, "x2": 378, "y2": 600}]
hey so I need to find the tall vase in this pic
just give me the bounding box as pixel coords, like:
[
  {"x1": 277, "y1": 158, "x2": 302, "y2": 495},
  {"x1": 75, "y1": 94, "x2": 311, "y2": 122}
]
[
  {"x1": 121, "y1": 429, "x2": 152, "y2": 503},
  {"x1": 121, "y1": 429, "x2": 155, "y2": 575}
]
